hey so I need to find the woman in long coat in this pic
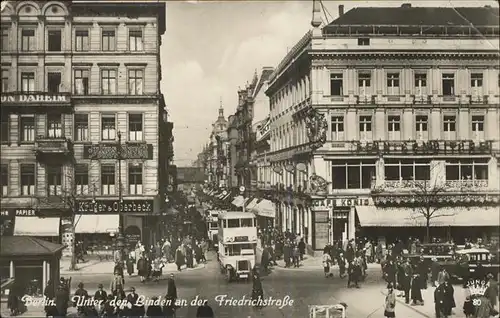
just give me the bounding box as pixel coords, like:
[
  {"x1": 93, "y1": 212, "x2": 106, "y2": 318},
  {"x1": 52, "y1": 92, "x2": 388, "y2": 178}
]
[
  {"x1": 175, "y1": 246, "x2": 185, "y2": 271},
  {"x1": 251, "y1": 270, "x2": 264, "y2": 308},
  {"x1": 384, "y1": 283, "x2": 396, "y2": 317},
  {"x1": 186, "y1": 245, "x2": 194, "y2": 268},
  {"x1": 136, "y1": 254, "x2": 148, "y2": 283},
  {"x1": 410, "y1": 273, "x2": 423, "y2": 305}
]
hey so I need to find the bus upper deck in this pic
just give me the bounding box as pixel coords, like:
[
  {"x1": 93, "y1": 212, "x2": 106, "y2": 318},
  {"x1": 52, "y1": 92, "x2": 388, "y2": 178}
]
[{"x1": 218, "y1": 211, "x2": 257, "y2": 244}]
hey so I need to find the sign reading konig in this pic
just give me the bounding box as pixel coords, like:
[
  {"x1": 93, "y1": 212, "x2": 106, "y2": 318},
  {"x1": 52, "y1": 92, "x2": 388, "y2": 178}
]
[
  {"x1": 311, "y1": 197, "x2": 372, "y2": 210},
  {"x1": 1, "y1": 94, "x2": 69, "y2": 103}
]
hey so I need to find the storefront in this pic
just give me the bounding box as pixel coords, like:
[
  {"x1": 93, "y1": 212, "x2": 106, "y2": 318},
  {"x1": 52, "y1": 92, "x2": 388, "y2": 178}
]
[
  {"x1": 310, "y1": 196, "x2": 370, "y2": 250},
  {"x1": 356, "y1": 205, "x2": 500, "y2": 244},
  {"x1": 1, "y1": 208, "x2": 61, "y2": 243},
  {"x1": 251, "y1": 199, "x2": 276, "y2": 229}
]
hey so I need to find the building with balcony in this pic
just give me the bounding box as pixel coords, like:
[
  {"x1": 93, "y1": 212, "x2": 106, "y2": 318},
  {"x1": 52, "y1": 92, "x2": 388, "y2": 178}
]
[
  {"x1": 0, "y1": 1, "x2": 167, "y2": 253},
  {"x1": 266, "y1": 2, "x2": 500, "y2": 251}
]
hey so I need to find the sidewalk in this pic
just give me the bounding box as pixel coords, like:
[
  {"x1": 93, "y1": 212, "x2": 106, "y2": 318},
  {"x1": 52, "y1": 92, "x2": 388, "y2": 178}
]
[{"x1": 60, "y1": 258, "x2": 206, "y2": 275}]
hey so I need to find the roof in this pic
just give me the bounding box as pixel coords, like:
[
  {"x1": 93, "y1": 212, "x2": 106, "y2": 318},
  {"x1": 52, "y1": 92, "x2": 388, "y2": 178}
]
[
  {"x1": 176, "y1": 167, "x2": 205, "y2": 183},
  {"x1": 324, "y1": 6, "x2": 499, "y2": 29},
  {"x1": 218, "y1": 211, "x2": 256, "y2": 219},
  {"x1": 252, "y1": 68, "x2": 274, "y2": 100},
  {"x1": 1, "y1": 236, "x2": 65, "y2": 257}
]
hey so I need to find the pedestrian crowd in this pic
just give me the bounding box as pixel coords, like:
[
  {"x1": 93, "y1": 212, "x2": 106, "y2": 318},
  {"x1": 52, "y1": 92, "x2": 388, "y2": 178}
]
[{"x1": 258, "y1": 228, "x2": 307, "y2": 272}]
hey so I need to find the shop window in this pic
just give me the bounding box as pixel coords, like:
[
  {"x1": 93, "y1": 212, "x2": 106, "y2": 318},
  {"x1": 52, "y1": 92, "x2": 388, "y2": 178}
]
[
  {"x1": 47, "y1": 165, "x2": 62, "y2": 196},
  {"x1": 128, "y1": 163, "x2": 143, "y2": 195},
  {"x1": 20, "y1": 164, "x2": 35, "y2": 196},
  {"x1": 330, "y1": 74, "x2": 343, "y2": 96},
  {"x1": 332, "y1": 160, "x2": 375, "y2": 189},
  {"x1": 101, "y1": 164, "x2": 115, "y2": 195},
  {"x1": 384, "y1": 159, "x2": 431, "y2": 181},
  {"x1": 74, "y1": 114, "x2": 89, "y2": 141},
  {"x1": 20, "y1": 115, "x2": 35, "y2": 142},
  {"x1": 48, "y1": 30, "x2": 61, "y2": 51},
  {"x1": 75, "y1": 164, "x2": 89, "y2": 195},
  {"x1": 74, "y1": 69, "x2": 89, "y2": 95},
  {"x1": 0, "y1": 164, "x2": 8, "y2": 197},
  {"x1": 101, "y1": 114, "x2": 116, "y2": 141},
  {"x1": 47, "y1": 113, "x2": 62, "y2": 138}
]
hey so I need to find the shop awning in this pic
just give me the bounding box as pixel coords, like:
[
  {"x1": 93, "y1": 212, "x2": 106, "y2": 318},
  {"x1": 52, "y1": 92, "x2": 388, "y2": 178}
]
[
  {"x1": 246, "y1": 198, "x2": 259, "y2": 210},
  {"x1": 74, "y1": 215, "x2": 120, "y2": 234},
  {"x1": 231, "y1": 195, "x2": 245, "y2": 207},
  {"x1": 356, "y1": 206, "x2": 500, "y2": 227},
  {"x1": 252, "y1": 199, "x2": 276, "y2": 218},
  {"x1": 14, "y1": 217, "x2": 60, "y2": 236},
  {"x1": 221, "y1": 192, "x2": 231, "y2": 201}
]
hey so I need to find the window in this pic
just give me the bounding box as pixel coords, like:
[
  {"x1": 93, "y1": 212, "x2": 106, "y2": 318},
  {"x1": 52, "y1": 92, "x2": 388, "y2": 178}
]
[
  {"x1": 128, "y1": 69, "x2": 143, "y2": 95},
  {"x1": 331, "y1": 160, "x2": 375, "y2": 189},
  {"x1": 446, "y1": 159, "x2": 488, "y2": 182},
  {"x1": 358, "y1": 38, "x2": 370, "y2": 46},
  {"x1": 471, "y1": 115, "x2": 484, "y2": 140},
  {"x1": 442, "y1": 73, "x2": 455, "y2": 96},
  {"x1": 224, "y1": 244, "x2": 254, "y2": 256},
  {"x1": 20, "y1": 164, "x2": 35, "y2": 196},
  {"x1": 101, "y1": 164, "x2": 115, "y2": 195},
  {"x1": 387, "y1": 115, "x2": 401, "y2": 140},
  {"x1": 20, "y1": 115, "x2": 35, "y2": 142},
  {"x1": 241, "y1": 219, "x2": 253, "y2": 227},
  {"x1": 443, "y1": 115, "x2": 456, "y2": 140},
  {"x1": 75, "y1": 164, "x2": 89, "y2": 195},
  {"x1": 0, "y1": 164, "x2": 7, "y2": 197},
  {"x1": 21, "y1": 29, "x2": 35, "y2": 51},
  {"x1": 128, "y1": 163, "x2": 143, "y2": 195},
  {"x1": 101, "y1": 114, "x2": 116, "y2": 141},
  {"x1": 74, "y1": 114, "x2": 89, "y2": 141},
  {"x1": 415, "y1": 73, "x2": 427, "y2": 96},
  {"x1": 358, "y1": 73, "x2": 371, "y2": 96},
  {"x1": 1, "y1": 69, "x2": 8, "y2": 92},
  {"x1": 471, "y1": 73, "x2": 483, "y2": 96},
  {"x1": 20, "y1": 72, "x2": 35, "y2": 92},
  {"x1": 102, "y1": 30, "x2": 116, "y2": 51},
  {"x1": 47, "y1": 114, "x2": 62, "y2": 138},
  {"x1": 359, "y1": 115, "x2": 372, "y2": 140},
  {"x1": 415, "y1": 115, "x2": 428, "y2": 140},
  {"x1": 101, "y1": 69, "x2": 117, "y2": 95},
  {"x1": 330, "y1": 74, "x2": 343, "y2": 96},
  {"x1": 75, "y1": 30, "x2": 89, "y2": 51},
  {"x1": 47, "y1": 30, "x2": 61, "y2": 51},
  {"x1": 47, "y1": 165, "x2": 62, "y2": 196},
  {"x1": 1, "y1": 115, "x2": 8, "y2": 143},
  {"x1": 74, "y1": 69, "x2": 89, "y2": 95},
  {"x1": 47, "y1": 72, "x2": 61, "y2": 93},
  {"x1": 129, "y1": 30, "x2": 143, "y2": 51},
  {"x1": 128, "y1": 114, "x2": 143, "y2": 141},
  {"x1": 227, "y1": 219, "x2": 239, "y2": 228},
  {"x1": 331, "y1": 116, "x2": 344, "y2": 141},
  {"x1": 385, "y1": 159, "x2": 431, "y2": 181},
  {"x1": 1, "y1": 28, "x2": 8, "y2": 51},
  {"x1": 387, "y1": 73, "x2": 400, "y2": 95}
]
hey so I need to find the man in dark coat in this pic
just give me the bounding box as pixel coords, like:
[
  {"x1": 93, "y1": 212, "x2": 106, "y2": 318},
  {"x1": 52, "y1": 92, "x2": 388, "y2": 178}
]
[
  {"x1": 55, "y1": 278, "x2": 69, "y2": 317},
  {"x1": 416, "y1": 257, "x2": 428, "y2": 289},
  {"x1": 251, "y1": 270, "x2": 264, "y2": 308},
  {"x1": 283, "y1": 242, "x2": 291, "y2": 267},
  {"x1": 94, "y1": 283, "x2": 107, "y2": 316},
  {"x1": 73, "y1": 282, "x2": 89, "y2": 315},
  {"x1": 298, "y1": 238, "x2": 306, "y2": 261},
  {"x1": 196, "y1": 300, "x2": 215, "y2": 318},
  {"x1": 43, "y1": 279, "x2": 57, "y2": 317},
  {"x1": 175, "y1": 246, "x2": 185, "y2": 271},
  {"x1": 411, "y1": 273, "x2": 424, "y2": 305},
  {"x1": 435, "y1": 280, "x2": 455, "y2": 318},
  {"x1": 127, "y1": 286, "x2": 145, "y2": 317},
  {"x1": 146, "y1": 296, "x2": 163, "y2": 317},
  {"x1": 261, "y1": 246, "x2": 270, "y2": 272},
  {"x1": 166, "y1": 274, "x2": 178, "y2": 302},
  {"x1": 430, "y1": 258, "x2": 440, "y2": 287},
  {"x1": 186, "y1": 244, "x2": 194, "y2": 268},
  {"x1": 402, "y1": 260, "x2": 413, "y2": 304},
  {"x1": 137, "y1": 254, "x2": 148, "y2": 282}
]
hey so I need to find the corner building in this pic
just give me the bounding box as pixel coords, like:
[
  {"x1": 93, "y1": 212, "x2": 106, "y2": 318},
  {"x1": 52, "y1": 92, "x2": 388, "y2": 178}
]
[
  {"x1": 0, "y1": 1, "x2": 167, "y2": 253},
  {"x1": 266, "y1": 3, "x2": 500, "y2": 252}
]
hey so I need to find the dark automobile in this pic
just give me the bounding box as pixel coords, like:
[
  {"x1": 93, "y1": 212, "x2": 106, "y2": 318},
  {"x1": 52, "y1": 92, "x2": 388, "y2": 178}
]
[{"x1": 453, "y1": 248, "x2": 500, "y2": 281}]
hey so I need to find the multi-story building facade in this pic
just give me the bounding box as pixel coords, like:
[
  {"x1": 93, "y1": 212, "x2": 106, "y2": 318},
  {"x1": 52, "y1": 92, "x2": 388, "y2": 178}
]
[
  {"x1": 0, "y1": 1, "x2": 167, "y2": 253},
  {"x1": 205, "y1": 105, "x2": 228, "y2": 188},
  {"x1": 266, "y1": 3, "x2": 500, "y2": 251},
  {"x1": 226, "y1": 114, "x2": 238, "y2": 189}
]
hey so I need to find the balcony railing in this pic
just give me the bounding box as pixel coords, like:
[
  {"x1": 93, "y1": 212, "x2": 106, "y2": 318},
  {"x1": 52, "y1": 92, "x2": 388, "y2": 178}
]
[
  {"x1": 372, "y1": 180, "x2": 428, "y2": 193},
  {"x1": 35, "y1": 137, "x2": 71, "y2": 155},
  {"x1": 444, "y1": 180, "x2": 488, "y2": 191}
]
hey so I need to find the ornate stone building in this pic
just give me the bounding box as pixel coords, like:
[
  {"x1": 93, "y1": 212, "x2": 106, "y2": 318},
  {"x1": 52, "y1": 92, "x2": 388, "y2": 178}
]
[
  {"x1": 206, "y1": 104, "x2": 228, "y2": 188},
  {"x1": 266, "y1": 2, "x2": 500, "y2": 251},
  {"x1": 0, "y1": 1, "x2": 168, "y2": 252}
]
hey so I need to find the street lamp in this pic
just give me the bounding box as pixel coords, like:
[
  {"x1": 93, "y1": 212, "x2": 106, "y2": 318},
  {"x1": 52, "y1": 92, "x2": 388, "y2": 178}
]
[{"x1": 116, "y1": 131, "x2": 125, "y2": 264}]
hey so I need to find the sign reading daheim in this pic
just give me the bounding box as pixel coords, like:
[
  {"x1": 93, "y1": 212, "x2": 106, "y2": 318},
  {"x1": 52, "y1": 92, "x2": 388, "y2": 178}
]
[
  {"x1": 1, "y1": 94, "x2": 69, "y2": 103},
  {"x1": 311, "y1": 197, "x2": 372, "y2": 209},
  {"x1": 83, "y1": 143, "x2": 153, "y2": 160},
  {"x1": 76, "y1": 200, "x2": 154, "y2": 214}
]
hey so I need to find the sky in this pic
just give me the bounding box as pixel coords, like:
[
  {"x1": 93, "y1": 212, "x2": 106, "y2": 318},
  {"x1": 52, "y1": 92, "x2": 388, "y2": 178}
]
[{"x1": 161, "y1": 0, "x2": 499, "y2": 166}]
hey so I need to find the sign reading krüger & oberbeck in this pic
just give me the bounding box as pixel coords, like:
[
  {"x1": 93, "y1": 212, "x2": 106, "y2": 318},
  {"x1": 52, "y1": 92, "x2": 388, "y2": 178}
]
[{"x1": 1, "y1": 94, "x2": 69, "y2": 103}]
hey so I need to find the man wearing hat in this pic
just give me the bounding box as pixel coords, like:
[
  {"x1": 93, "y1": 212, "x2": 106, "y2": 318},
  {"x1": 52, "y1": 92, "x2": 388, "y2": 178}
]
[
  {"x1": 94, "y1": 283, "x2": 107, "y2": 315},
  {"x1": 485, "y1": 273, "x2": 499, "y2": 310},
  {"x1": 73, "y1": 282, "x2": 89, "y2": 315},
  {"x1": 430, "y1": 257, "x2": 440, "y2": 287}
]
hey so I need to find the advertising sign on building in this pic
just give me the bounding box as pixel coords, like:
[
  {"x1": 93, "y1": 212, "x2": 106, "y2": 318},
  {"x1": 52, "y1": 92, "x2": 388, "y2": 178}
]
[
  {"x1": 0, "y1": 209, "x2": 37, "y2": 217},
  {"x1": 76, "y1": 200, "x2": 154, "y2": 214},
  {"x1": 311, "y1": 197, "x2": 373, "y2": 210},
  {"x1": 0, "y1": 93, "x2": 69, "y2": 104}
]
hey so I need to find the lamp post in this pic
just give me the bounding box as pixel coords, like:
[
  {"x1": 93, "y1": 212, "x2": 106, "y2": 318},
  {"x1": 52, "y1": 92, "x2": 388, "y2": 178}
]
[{"x1": 116, "y1": 131, "x2": 125, "y2": 263}]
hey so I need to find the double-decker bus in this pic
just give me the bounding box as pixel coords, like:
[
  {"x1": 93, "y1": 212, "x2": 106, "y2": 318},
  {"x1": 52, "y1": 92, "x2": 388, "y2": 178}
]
[
  {"x1": 207, "y1": 210, "x2": 221, "y2": 249},
  {"x1": 217, "y1": 211, "x2": 257, "y2": 282}
]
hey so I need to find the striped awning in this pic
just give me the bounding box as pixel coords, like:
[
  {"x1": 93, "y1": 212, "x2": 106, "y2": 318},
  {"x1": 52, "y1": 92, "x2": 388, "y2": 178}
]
[
  {"x1": 246, "y1": 198, "x2": 259, "y2": 210},
  {"x1": 356, "y1": 206, "x2": 500, "y2": 227}
]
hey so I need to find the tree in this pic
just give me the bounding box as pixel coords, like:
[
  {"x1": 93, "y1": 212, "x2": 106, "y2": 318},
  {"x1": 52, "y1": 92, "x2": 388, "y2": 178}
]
[
  {"x1": 409, "y1": 177, "x2": 456, "y2": 243},
  {"x1": 36, "y1": 161, "x2": 99, "y2": 271}
]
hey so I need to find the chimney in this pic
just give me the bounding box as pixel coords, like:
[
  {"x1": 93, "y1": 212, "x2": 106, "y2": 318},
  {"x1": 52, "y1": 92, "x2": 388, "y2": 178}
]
[
  {"x1": 339, "y1": 5, "x2": 344, "y2": 16},
  {"x1": 401, "y1": 3, "x2": 411, "y2": 8}
]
